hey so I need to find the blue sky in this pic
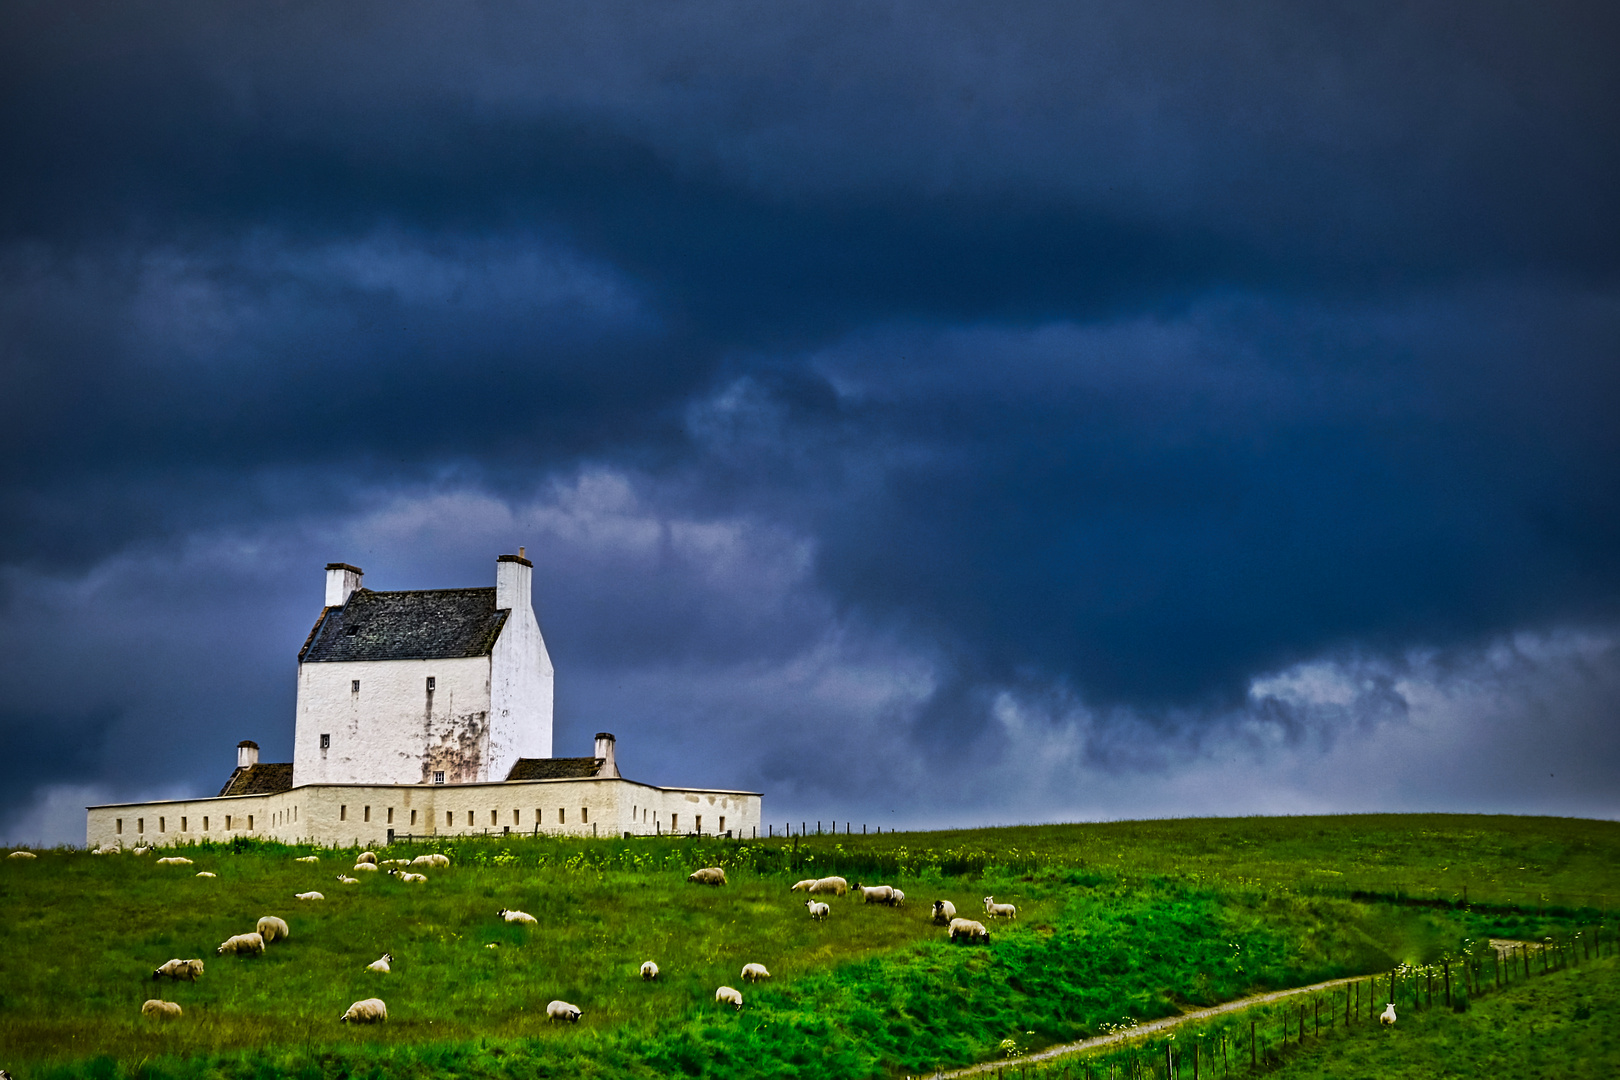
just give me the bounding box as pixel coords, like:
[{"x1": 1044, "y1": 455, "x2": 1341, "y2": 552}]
[{"x1": 3, "y1": 1, "x2": 1617, "y2": 844}]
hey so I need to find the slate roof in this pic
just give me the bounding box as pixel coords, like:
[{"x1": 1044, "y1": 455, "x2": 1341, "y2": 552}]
[
  {"x1": 505, "y1": 757, "x2": 605, "y2": 781},
  {"x1": 299, "y1": 588, "x2": 509, "y2": 663},
  {"x1": 218, "y1": 762, "x2": 295, "y2": 797}
]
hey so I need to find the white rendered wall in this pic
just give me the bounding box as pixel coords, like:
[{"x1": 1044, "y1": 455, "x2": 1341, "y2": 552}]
[
  {"x1": 489, "y1": 557, "x2": 554, "y2": 772},
  {"x1": 293, "y1": 655, "x2": 494, "y2": 786}
]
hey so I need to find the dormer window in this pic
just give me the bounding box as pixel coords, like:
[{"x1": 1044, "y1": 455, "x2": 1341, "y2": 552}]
[{"x1": 433, "y1": 771, "x2": 445, "y2": 784}]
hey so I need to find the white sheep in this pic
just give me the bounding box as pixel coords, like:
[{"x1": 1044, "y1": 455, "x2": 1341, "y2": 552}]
[
  {"x1": 295, "y1": 891, "x2": 325, "y2": 901},
  {"x1": 805, "y1": 899, "x2": 830, "y2": 921},
  {"x1": 355, "y1": 851, "x2": 378, "y2": 865},
  {"x1": 367, "y1": 953, "x2": 393, "y2": 973},
  {"x1": 688, "y1": 867, "x2": 727, "y2": 886},
  {"x1": 715, "y1": 985, "x2": 743, "y2": 1011},
  {"x1": 8, "y1": 850, "x2": 38, "y2": 860},
  {"x1": 412, "y1": 853, "x2": 450, "y2": 868},
  {"x1": 156, "y1": 857, "x2": 194, "y2": 866},
  {"x1": 195, "y1": 871, "x2": 217, "y2": 878},
  {"x1": 931, "y1": 900, "x2": 958, "y2": 925},
  {"x1": 808, "y1": 876, "x2": 848, "y2": 896},
  {"x1": 640, "y1": 961, "x2": 660, "y2": 980},
  {"x1": 855, "y1": 883, "x2": 895, "y2": 905},
  {"x1": 381, "y1": 859, "x2": 410, "y2": 866},
  {"x1": 546, "y1": 1000, "x2": 583, "y2": 1023},
  {"x1": 947, "y1": 918, "x2": 991, "y2": 944},
  {"x1": 153, "y1": 958, "x2": 205, "y2": 982},
  {"x1": 890, "y1": 889, "x2": 906, "y2": 907},
  {"x1": 295, "y1": 855, "x2": 320, "y2": 863},
  {"x1": 256, "y1": 915, "x2": 290, "y2": 944},
  {"x1": 141, "y1": 999, "x2": 183, "y2": 1019},
  {"x1": 498, "y1": 908, "x2": 538, "y2": 926},
  {"x1": 353, "y1": 862, "x2": 379, "y2": 873},
  {"x1": 337, "y1": 875, "x2": 360, "y2": 885},
  {"x1": 387, "y1": 869, "x2": 427, "y2": 883},
  {"x1": 1380, "y1": 1003, "x2": 1397, "y2": 1026},
  {"x1": 340, "y1": 998, "x2": 387, "y2": 1023},
  {"x1": 982, "y1": 896, "x2": 1017, "y2": 919},
  {"x1": 741, "y1": 963, "x2": 772, "y2": 983},
  {"x1": 217, "y1": 932, "x2": 265, "y2": 957},
  {"x1": 790, "y1": 879, "x2": 818, "y2": 892}
]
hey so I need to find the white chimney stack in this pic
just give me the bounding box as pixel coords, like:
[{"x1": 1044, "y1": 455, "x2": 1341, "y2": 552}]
[
  {"x1": 594, "y1": 732, "x2": 618, "y2": 777},
  {"x1": 495, "y1": 551, "x2": 533, "y2": 614},
  {"x1": 325, "y1": 563, "x2": 363, "y2": 606},
  {"x1": 237, "y1": 740, "x2": 260, "y2": 769}
]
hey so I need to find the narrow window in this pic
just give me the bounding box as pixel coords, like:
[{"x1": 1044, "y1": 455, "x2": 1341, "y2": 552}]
[
  {"x1": 247, "y1": 815, "x2": 254, "y2": 830},
  {"x1": 467, "y1": 810, "x2": 474, "y2": 826},
  {"x1": 719, "y1": 816, "x2": 726, "y2": 833},
  {"x1": 340, "y1": 805, "x2": 347, "y2": 821},
  {"x1": 351, "y1": 680, "x2": 360, "y2": 693},
  {"x1": 426, "y1": 676, "x2": 436, "y2": 692},
  {"x1": 514, "y1": 809, "x2": 521, "y2": 824},
  {"x1": 387, "y1": 807, "x2": 394, "y2": 824},
  {"x1": 203, "y1": 816, "x2": 209, "y2": 831},
  {"x1": 491, "y1": 810, "x2": 498, "y2": 826},
  {"x1": 294, "y1": 806, "x2": 298, "y2": 821},
  {"x1": 446, "y1": 810, "x2": 453, "y2": 826},
  {"x1": 159, "y1": 816, "x2": 166, "y2": 833},
  {"x1": 116, "y1": 818, "x2": 123, "y2": 834},
  {"x1": 364, "y1": 806, "x2": 371, "y2": 823},
  {"x1": 411, "y1": 809, "x2": 418, "y2": 826},
  {"x1": 558, "y1": 808, "x2": 565, "y2": 824},
  {"x1": 224, "y1": 815, "x2": 231, "y2": 830},
  {"x1": 181, "y1": 817, "x2": 187, "y2": 832},
  {"x1": 535, "y1": 808, "x2": 542, "y2": 824},
  {"x1": 137, "y1": 817, "x2": 144, "y2": 833},
  {"x1": 320, "y1": 733, "x2": 330, "y2": 750},
  {"x1": 670, "y1": 813, "x2": 677, "y2": 831},
  {"x1": 581, "y1": 807, "x2": 588, "y2": 824},
  {"x1": 433, "y1": 771, "x2": 444, "y2": 784},
  {"x1": 695, "y1": 815, "x2": 702, "y2": 833}
]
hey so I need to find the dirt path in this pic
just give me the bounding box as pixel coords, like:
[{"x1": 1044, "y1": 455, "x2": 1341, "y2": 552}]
[{"x1": 925, "y1": 974, "x2": 1371, "y2": 1078}]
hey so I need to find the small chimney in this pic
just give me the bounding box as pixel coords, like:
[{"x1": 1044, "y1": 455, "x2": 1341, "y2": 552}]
[
  {"x1": 237, "y1": 740, "x2": 260, "y2": 769},
  {"x1": 594, "y1": 732, "x2": 618, "y2": 778},
  {"x1": 325, "y1": 563, "x2": 364, "y2": 606},
  {"x1": 496, "y1": 551, "x2": 533, "y2": 614}
]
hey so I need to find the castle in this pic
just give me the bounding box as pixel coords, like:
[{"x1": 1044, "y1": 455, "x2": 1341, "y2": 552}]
[{"x1": 84, "y1": 553, "x2": 762, "y2": 848}]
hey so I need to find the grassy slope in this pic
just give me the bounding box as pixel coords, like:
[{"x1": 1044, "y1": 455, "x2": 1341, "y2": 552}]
[{"x1": 1, "y1": 814, "x2": 1615, "y2": 1078}]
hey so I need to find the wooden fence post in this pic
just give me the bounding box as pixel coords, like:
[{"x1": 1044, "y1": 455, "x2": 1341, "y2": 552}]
[{"x1": 1443, "y1": 961, "x2": 1451, "y2": 1007}]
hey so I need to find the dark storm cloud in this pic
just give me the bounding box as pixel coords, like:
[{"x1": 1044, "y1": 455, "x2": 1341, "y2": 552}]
[{"x1": 1, "y1": 2, "x2": 1618, "y2": 839}]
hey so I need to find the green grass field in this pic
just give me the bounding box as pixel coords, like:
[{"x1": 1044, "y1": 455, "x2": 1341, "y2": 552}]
[{"x1": 1, "y1": 814, "x2": 1615, "y2": 1079}]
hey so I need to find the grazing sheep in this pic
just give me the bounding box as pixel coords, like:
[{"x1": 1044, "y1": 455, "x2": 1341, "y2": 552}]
[
  {"x1": 141, "y1": 999, "x2": 183, "y2": 1019},
  {"x1": 153, "y1": 958, "x2": 205, "y2": 982},
  {"x1": 855, "y1": 883, "x2": 895, "y2": 905},
  {"x1": 741, "y1": 963, "x2": 771, "y2": 983},
  {"x1": 133, "y1": 846, "x2": 151, "y2": 855},
  {"x1": 687, "y1": 867, "x2": 727, "y2": 886},
  {"x1": 546, "y1": 1000, "x2": 583, "y2": 1023},
  {"x1": 790, "y1": 879, "x2": 818, "y2": 892},
  {"x1": 381, "y1": 859, "x2": 410, "y2": 866},
  {"x1": 353, "y1": 862, "x2": 379, "y2": 873},
  {"x1": 982, "y1": 896, "x2": 1017, "y2": 919},
  {"x1": 497, "y1": 908, "x2": 538, "y2": 926},
  {"x1": 93, "y1": 846, "x2": 119, "y2": 855},
  {"x1": 805, "y1": 900, "x2": 830, "y2": 921},
  {"x1": 947, "y1": 918, "x2": 991, "y2": 944},
  {"x1": 156, "y1": 857, "x2": 194, "y2": 866},
  {"x1": 1380, "y1": 1003, "x2": 1397, "y2": 1026},
  {"x1": 387, "y1": 869, "x2": 427, "y2": 883},
  {"x1": 808, "y1": 876, "x2": 849, "y2": 896},
  {"x1": 715, "y1": 985, "x2": 744, "y2": 1011},
  {"x1": 367, "y1": 953, "x2": 393, "y2": 973},
  {"x1": 256, "y1": 915, "x2": 290, "y2": 944},
  {"x1": 217, "y1": 932, "x2": 266, "y2": 957},
  {"x1": 337, "y1": 875, "x2": 360, "y2": 885},
  {"x1": 8, "y1": 851, "x2": 38, "y2": 860},
  {"x1": 295, "y1": 891, "x2": 325, "y2": 901},
  {"x1": 890, "y1": 889, "x2": 906, "y2": 907},
  {"x1": 294, "y1": 855, "x2": 320, "y2": 863},
  {"x1": 355, "y1": 851, "x2": 377, "y2": 865},
  {"x1": 640, "y1": 961, "x2": 660, "y2": 980},
  {"x1": 932, "y1": 900, "x2": 958, "y2": 925},
  {"x1": 412, "y1": 853, "x2": 450, "y2": 868},
  {"x1": 195, "y1": 871, "x2": 217, "y2": 878},
  {"x1": 340, "y1": 998, "x2": 387, "y2": 1024}
]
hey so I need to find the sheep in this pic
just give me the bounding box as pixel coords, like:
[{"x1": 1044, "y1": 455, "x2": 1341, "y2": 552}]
[
  {"x1": 153, "y1": 958, "x2": 205, "y2": 982},
  {"x1": 8, "y1": 850, "x2": 38, "y2": 860},
  {"x1": 132, "y1": 846, "x2": 152, "y2": 855},
  {"x1": 982, "y1": 896, "x2": 1017, "y2": 919},
  {"x1": 156, "y1": 857, "x2": 194, "y2": 866},
  {"x1": 497, "y1": 908, "x2": 538, "y2": 926},
  {"x1": 805, "y1": 899, "x2": 830, "y2": 921},
  {"x1": 256, "y1": 915, "x2": 290, "y2": 944},
  {"x1": 367, "y1": 953, "x2": 393, "y2": 973},
  {"x1": 932, "y1": 900, "x2": 958, "y2": 925},
  {"x1": 546, "y1": 1000, "x2": 583, "y2": 1023},
  {"x1": 195, "y1": 871, "x2": 217, "y2": 878},
  {"x1": 141, "y1": 999, "x2": 183, "y2": 1019},
  {"x1": 387, "y1": 869, "x2": 427, "y2": 883},
  {"x1": 294, "y1": 855, "x2": 320, "y2": 863},
  {"x1": 790, "y1": 879, "x2": 818, "y2": 892},
  {"x1": 715, "y1": 985, "x2": 744, "y2": 1011},
  {"x1": 741, "y1": 963, "x2": 771, "y2": 983},
  {"x1": 337, "y1": 875, "x2": 360, "y2": 885},
  {"x1": 808, "y1": 876, "x2": 848, "y2": 896},
  {"x1": 890, "y1": 889, "x2": 906, "y2": 907},
  {"x1": 640, "y1": 961, "x2": 660, "y2": 980},
  {"x1": 412, "y1": 853, "x2": 450, "y2": 868},
  {"x1": 381, "y1": 858, "x2": 410, "y2": 866},
  {"x1": 295, "y1": 891, "x2": 325, "y2": 901},
  {"x1": 340, "y1": 998, "x2": 387, "y2": 1024},
  {"x1": 355, "y1": 851, "x2": 377, "y2": 865},
  {"x1": 217, "y1": 932, "x2": 265, "y2": 957},
  {"x1": 687, "y1": 867, "x2": 727, "y2": 886},
  {"x1": 855, "y1": 883, "x2": 895, "y2": 905},
  {"x1": 1380, "y1": 1003, "x2": 1397, "y2": 1026},
  {"x1": 353, "y1": 862, "x2": 379, "y2": 873},
  {"x1": 947, "y1": 918, "x2": 991, "y2": 944}
]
